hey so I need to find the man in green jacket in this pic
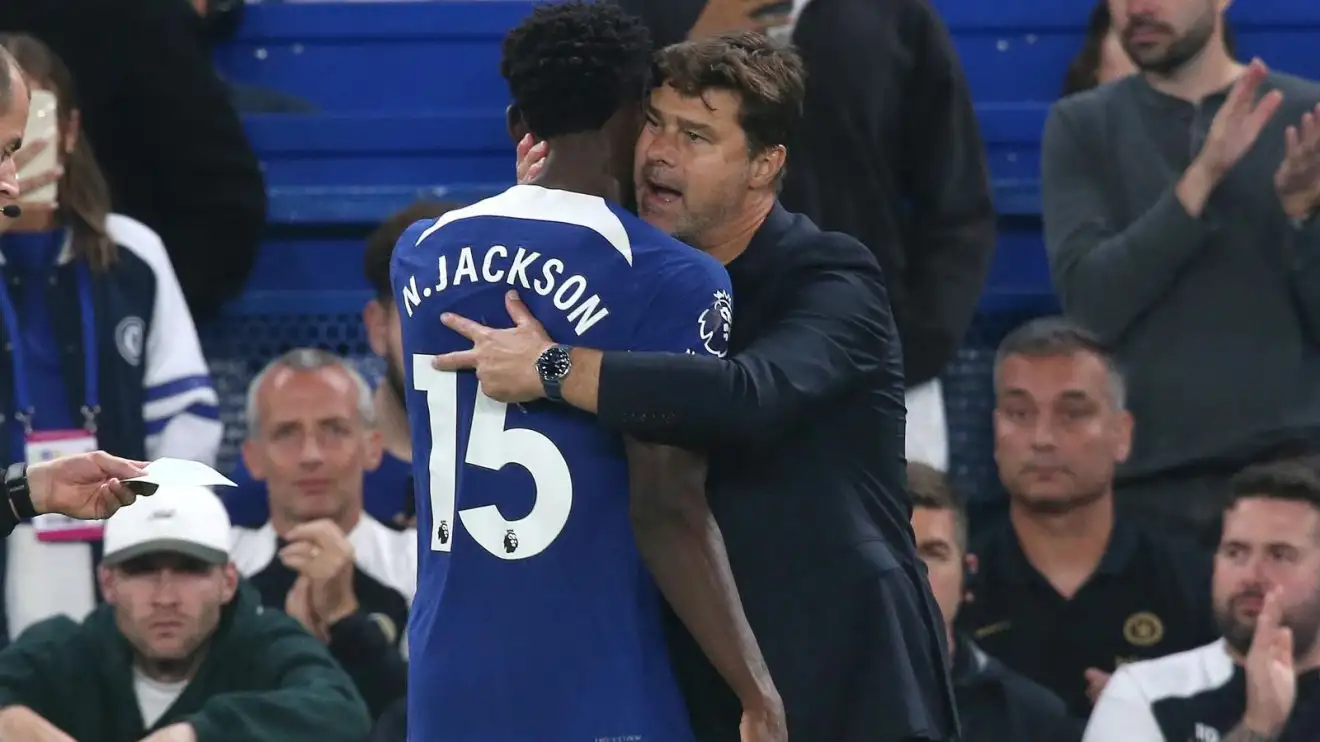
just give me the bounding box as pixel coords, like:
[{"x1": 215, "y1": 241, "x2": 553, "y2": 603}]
[{"x1": 0, "y1": 484, "x2": 372, "y2": 742}]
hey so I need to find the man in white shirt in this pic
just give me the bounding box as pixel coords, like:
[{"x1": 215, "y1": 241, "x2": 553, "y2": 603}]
[
  {"x1": 1085, "y1": 459, "x2": 1320, "y2": 742},
  {"x1": 231, "y1": 348, "x2": 415, "y2": 719}
]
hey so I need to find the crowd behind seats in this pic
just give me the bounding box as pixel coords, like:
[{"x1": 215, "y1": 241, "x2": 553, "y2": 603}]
[{"x1": 0, "y1": 0, "x2": 1318, "y2": 740}]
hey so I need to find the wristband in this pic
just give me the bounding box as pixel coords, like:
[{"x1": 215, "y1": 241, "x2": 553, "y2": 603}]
[{"x1": 5, "y1": 462, "x2": 37, "y2": 519}]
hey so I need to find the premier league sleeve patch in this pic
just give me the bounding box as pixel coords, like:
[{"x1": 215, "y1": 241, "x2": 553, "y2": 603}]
[{"x1": 697, "y1": 290, "x2": 733, "y2": 358}]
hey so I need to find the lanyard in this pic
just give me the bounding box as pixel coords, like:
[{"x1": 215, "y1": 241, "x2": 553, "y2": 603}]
[{"x1": 0, "y1": 248, "x2": 98, "y2": 435}]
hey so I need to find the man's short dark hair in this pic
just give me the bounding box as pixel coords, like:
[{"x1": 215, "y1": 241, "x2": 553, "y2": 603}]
[
  {"x1": 363, "y1": 201, "x2": 463, "y2": 302},
  {"x1": 499, "y1": 1, "x2": 652, "y2": 139},
  {"x1": 907, "y1": 462, "x2": 968, "y2": 552},
  {"x1": 654, "y1": 31, "x2": 806, "y2": 156},
  {"x1": 994, "y1": 316, "x2": 1126, "y2": 409},
  {"x1": 1227, "y1": 459, "x2": 1320, "y2": 515}
]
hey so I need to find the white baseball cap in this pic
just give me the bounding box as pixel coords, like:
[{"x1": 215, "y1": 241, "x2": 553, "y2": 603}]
[{"x1": 101, "y1": 484, "x2": 232, "y2": 566}]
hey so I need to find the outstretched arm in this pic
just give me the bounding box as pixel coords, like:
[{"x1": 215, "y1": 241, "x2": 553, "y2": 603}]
[{"x1": 433, "y1": 236, "x2": 893, "y2": 450}]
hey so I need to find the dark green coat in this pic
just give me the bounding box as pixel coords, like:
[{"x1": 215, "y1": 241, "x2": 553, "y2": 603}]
[{"x1": 0, "y1": 581, "x2": 371, "y2": 742}]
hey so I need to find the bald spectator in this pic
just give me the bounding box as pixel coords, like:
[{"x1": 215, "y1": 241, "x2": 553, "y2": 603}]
[{"x1": 233, "y1": 348, "x2": 414, "y2": 720}]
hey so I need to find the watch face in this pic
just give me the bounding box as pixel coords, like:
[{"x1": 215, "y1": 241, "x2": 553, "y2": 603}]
[{"x1": 537, "y1": 347, "x2": 572, "y2": 381}]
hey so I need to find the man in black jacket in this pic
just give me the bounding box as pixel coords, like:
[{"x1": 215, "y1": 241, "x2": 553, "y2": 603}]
[
  {"x1": 434, "y1": 32, "x2": 957, "y2": 742},
  {"x1": 615, "y1": 0, "x2": 996, "y2": 471},
  {"x1": 1, "y1": 0, "x2": 265, "y2": 321},
  {"x1": 909, "y1": 462, "x2": 1081, "y2": 742}
]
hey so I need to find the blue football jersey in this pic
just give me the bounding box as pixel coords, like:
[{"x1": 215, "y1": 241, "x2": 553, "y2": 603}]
[{"x1": 392, "y1": 185, "x2": 733, "y2": 742}]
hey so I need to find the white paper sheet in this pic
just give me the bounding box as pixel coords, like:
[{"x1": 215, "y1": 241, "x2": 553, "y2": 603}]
[{"x1": 125, "y1": 458, "x2": 236, "y2": 489}]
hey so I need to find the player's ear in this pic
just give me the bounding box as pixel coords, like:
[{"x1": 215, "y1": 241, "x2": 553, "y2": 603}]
[
  {"x1": 748, "y1": 144, "x2": 786, "y2": 190},
  {"x1": 506, "y1": 104, "x2": 530, "y2": 144}
]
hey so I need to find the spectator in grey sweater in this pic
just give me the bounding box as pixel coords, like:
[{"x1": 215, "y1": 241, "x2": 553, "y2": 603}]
[{"x1": 1040, "y1": 0, "x2": 1320, "y2": 540}]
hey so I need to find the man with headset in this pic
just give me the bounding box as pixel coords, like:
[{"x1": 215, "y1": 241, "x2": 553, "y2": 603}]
[{"x1": 0, "y1": 54, "x2": 144, "y2": 539}]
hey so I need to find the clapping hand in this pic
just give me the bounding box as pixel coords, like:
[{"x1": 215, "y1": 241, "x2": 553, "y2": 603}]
[
  {"x1": 1243, "y1": 586, "x2": 1296, "y2": 737},
  {"x1": 279, "y1": 519, "x2": 359, "y2": 625},
  {"x1": 1197, "y1": 59, "x2": 1283, "y2": 180},
  {"x1": 1275, "y1": 102, "x2": 1320, "y2": 220}
]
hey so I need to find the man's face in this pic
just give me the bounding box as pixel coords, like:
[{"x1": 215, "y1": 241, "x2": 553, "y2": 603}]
[
  {"x1": 1109, "y1": 0, "x2": 1221, "y2": 76},
  {"x1": 994, "y1": 352, "x2": 1132, "y2": 514},
  {"x1": 364, "y1": 298, "x2": 405, "y2": 403},
  {"x1": 1215, "y1": 497, "x2": 1320, "y2": 658},
  {"x1": 100, "y1": 553, "x2": 237, "y2": 665},
  {"x1": 242, "y1": 365, "x2": 382, "y2": 526},
  {"x1": 634, "y1": 83, "x2": 755, "y2": 245},
  {"x1": 912, "y1": 506, "x2": 966, "y2": 628},
  {"x1": 0, "y1": 68, "x2": 29, "y2": 211},
  {"x1": 1099, "y1": 29, "x2": 1139, "y2": 84}
]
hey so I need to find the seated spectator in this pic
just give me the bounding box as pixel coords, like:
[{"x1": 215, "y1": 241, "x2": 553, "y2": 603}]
[
  {"x1": 1042, "y1": 0, "x2": 1320, "y2": 541},
  {"x1": 232, "y1": 348, "x2": 415, "y2": 720},
  {"x1": 2, "y1": 0, "x2": 266, "y2": 322},
  {"x1": 0, "y1": 34, "x2": 220, "y2": 641},
  {"x1": 1085, "y1": 459, "x2": 1320, "y2": 741},
  {"x1": 958, "y1": 317, "x2": 1218, "y2": 718},
  {"x1": 909, "y1": 461, "x2": 1082, "y2": 742},
  {"x1": 0, "y1": 485, "x2": 371, "y2": 742},
  {"x1": 224, "y1": 201, "x2": 460, "y2": 529}
]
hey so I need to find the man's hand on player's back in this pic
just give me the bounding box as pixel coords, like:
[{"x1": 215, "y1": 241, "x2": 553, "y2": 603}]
[{"x1": 435, "y1": 291, "x2": 554, "y2": 404}]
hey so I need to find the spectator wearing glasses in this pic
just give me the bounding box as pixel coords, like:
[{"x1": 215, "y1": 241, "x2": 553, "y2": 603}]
[{"x1": 0, "y1": 34, "x2": 219, "y2": 643}]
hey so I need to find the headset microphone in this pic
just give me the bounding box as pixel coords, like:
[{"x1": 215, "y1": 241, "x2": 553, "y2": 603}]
[{"x1": 0, "y1": 205, "x2": 20, "y2": 218}]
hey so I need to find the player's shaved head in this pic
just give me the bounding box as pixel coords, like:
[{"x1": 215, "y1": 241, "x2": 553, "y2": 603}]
[{"x1": 499, "y1": 0, "x2": 652, "y2": 139}]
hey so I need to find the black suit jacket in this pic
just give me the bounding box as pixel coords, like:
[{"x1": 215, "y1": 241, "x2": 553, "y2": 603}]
[{"x1": 596, "y1": 204, "x2": 957, "y2": 741}]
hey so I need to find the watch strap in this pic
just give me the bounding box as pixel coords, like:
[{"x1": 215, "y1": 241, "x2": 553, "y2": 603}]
[
  {"x1": 5, "y1": 462, "x2": 36, "y2": 519},
  {"x1": 543, "y1": 377, "x2": 565, "y2": 402}
]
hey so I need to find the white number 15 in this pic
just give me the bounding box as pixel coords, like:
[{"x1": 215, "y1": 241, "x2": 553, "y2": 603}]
[{"x1": 412, "y1": 356, "x2": 574, "y2": 559}]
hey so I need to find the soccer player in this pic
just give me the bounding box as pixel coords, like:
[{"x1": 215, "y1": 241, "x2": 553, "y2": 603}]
[{"x1": 391, "y1": 3, "x2": 782, "y2": 741}]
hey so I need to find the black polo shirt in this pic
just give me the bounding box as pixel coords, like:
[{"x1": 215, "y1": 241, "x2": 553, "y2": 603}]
[{"x1": 957, "y1": 516, "x2": 1217, "y2": 718}]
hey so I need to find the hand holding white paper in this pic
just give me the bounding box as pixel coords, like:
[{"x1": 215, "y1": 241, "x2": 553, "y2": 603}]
[{"x1": 125, "y1": 458, "x2": 236, "y2": 489}]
